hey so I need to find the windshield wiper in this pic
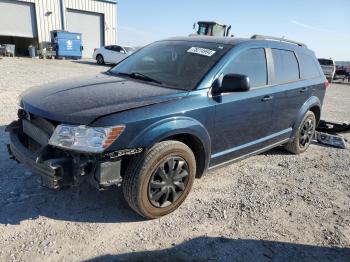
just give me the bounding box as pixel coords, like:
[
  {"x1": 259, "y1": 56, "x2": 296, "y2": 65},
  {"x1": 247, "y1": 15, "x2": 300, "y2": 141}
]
[
  {"x1": 130, "y1": 72, "x2": 163, "y2": 84},
  {"x1": 115, "y1": 71, "x2": 162, "y2": 84}
]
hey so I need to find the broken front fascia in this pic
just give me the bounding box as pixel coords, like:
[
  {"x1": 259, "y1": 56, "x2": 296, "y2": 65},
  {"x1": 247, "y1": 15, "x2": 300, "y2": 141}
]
[{"x1": 6, "y1": 119, "x2": 143, "y2": 190}]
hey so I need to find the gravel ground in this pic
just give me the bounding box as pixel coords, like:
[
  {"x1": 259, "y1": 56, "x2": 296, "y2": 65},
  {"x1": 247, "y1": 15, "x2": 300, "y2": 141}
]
[{"x1": 0, "y1": 57, "x2": 349, "y2": 262}]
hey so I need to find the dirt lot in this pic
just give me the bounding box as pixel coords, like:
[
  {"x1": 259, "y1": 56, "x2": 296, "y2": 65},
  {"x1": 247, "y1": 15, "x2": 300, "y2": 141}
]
[{"x1": 0, "y1": 57, "x2": 349, "y2": 261}]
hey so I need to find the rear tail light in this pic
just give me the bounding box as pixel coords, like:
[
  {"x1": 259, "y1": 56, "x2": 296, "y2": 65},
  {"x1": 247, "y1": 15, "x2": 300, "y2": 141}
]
[
  {"x1": 93, "y1": 48, "x2": 97, "y2": 52},
  {"x1": 324, "y1": 80, "x2": 330, "y2": 89}
]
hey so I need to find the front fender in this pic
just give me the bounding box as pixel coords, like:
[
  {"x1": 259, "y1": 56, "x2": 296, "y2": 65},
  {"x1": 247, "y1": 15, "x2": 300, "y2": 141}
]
[
  {"x1": 128, "y1": 116, "x2": 211, "y2": 161},
  {"x1": 291, "y1": 96, "x2": 321, "y2": 138}
]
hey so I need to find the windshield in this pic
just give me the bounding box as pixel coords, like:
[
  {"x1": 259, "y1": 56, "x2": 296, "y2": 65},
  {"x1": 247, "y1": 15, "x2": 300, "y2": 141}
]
[
  {"x1": 318, "y1": 59, "x2": 334, "y2": 66},
  {"x1": 212, "y1": 24, "x2": 226, "y2": 37},
  {"x1": 110, "y1": 40, "x2": 231, "y2": 90}
]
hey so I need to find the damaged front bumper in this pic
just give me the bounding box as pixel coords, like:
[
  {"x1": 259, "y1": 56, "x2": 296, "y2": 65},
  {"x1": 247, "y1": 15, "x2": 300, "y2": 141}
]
[
  {"x1": 6, "y1": 119, "x2": 141, "y2": 190},
  {"x1": 7, "y1": 131, "x2": 69, "y2": 189}
]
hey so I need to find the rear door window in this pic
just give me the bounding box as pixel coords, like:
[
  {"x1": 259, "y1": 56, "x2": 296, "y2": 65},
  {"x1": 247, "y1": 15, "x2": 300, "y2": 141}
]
[
  {"x1": 271, "y1": 49, "x2": 300, "y2": 84},
  {"x1": 299, "y1": 53, "x2": 320, "y2": 79},
  {"x1": 223, "y1": 48, "x2": 267, "y2": 88}
]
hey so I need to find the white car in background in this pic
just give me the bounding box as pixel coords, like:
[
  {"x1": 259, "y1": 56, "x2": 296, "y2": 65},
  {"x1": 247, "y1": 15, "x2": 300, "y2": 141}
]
[{"x1": 93, "y1": 45, "x2": 136, "y2": 65}]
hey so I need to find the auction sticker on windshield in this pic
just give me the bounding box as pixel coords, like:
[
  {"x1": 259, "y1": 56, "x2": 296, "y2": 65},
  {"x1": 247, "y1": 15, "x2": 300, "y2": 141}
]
[{"x1": 187, "y1": 47, "x2": 216, "y2": 57}]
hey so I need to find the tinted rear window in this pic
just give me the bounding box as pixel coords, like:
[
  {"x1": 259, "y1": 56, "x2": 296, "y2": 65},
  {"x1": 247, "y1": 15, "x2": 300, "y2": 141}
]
[
  {"x1": 299, "y1": 53, "x2": 320, "y2": 79},
  {"x1": 318, "y1": 59, "x2": 334, "y2": 66},
  {"x1": 272, "y1": 49, "x2": 299, "y2": 84}
]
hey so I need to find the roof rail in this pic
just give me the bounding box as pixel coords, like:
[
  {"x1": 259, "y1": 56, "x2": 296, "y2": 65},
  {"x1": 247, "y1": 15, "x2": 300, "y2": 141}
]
[{"x1": 251, "y1": 34, "x2": 307, "y2": 47}]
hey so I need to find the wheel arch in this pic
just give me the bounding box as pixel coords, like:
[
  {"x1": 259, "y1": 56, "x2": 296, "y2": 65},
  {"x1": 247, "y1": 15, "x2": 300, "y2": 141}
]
[
  {"x1": 309, "y1": 105, "x2": 321, "y2": 125},
  {"x1": 162, "y1": 133, "x2": 207, "y2": 178},
  {"x1": 291, "y1": 96, "x2": 321, "y2": 138},
  {"x1": 128, "y1": 117, "x2": 211, "y2": 178}
]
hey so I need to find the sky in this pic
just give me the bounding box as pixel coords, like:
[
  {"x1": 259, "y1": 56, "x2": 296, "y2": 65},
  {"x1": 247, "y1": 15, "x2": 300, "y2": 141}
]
[{"x1": 117, "y1": 0, "x2": 350, "y2": 61}]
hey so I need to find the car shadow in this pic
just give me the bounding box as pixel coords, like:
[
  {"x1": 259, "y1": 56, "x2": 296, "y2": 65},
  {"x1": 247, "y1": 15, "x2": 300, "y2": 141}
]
[
  {"x1": 0, "y1": 125, "x2": 142, "y2": 225},
  {"x1": 85, "y1": 236, "x2": 350, "y2": 262},
  {"x1": 331, "y1": 80, "x2": 350, "y2": 86},
  {"x1": 263, "y1": 146, "x2": 292, "y2": 156},
  {"x1": 264, "y1": 139, "x2": 347, "y2": 155}
]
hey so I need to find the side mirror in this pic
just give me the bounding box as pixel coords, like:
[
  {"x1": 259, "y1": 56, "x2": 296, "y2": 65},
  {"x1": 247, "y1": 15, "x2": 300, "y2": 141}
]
[{"x1": 212, "y1": 74, "x2": 250, "y2": 94}]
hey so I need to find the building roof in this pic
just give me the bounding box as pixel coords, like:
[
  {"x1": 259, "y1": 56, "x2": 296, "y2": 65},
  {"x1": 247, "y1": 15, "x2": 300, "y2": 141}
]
[{"x1": 97, "y1": 0, "x2": 117, "y2": 4}]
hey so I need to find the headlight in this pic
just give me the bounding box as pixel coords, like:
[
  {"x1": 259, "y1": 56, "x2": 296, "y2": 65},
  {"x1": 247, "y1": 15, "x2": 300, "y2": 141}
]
[{"x1": 49, "y1": 124, "x2": 125, "y2": 153}]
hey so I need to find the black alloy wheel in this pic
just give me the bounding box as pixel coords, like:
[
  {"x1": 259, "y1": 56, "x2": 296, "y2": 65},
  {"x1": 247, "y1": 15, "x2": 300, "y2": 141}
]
[
  {"x1": 96, "y1": 54, "x2": 104, "y2": 65},
  {"x1": 284, "y1": 111, "x2": 316, "y2": 154},
  {"x1": 122, "y1": 140, "x2": 196, "y2": 219},
  {"x1": 148, "y1": 157, "x2": 189, "y2": 208},
  {"x1": 299, "y1": 118, "x2": 314, "y2": 149}
]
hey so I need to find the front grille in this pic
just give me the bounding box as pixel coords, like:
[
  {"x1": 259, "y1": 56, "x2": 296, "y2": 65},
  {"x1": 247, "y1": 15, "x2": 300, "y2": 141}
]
[
  {"x1": 17, "y1": 109, "x2": 57, "y2": 152},
  {"x1": 23, "y1": 119, "x2": 50, "y2": 146},
  {"x1": 29, "y1": 115, "x2": 56, "y2": 135}
]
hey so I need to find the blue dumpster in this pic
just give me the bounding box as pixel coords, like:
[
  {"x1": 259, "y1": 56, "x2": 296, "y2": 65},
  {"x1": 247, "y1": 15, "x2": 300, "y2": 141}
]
[{"x1": 51, "y1": 30, "x2": 83, "y2": 59}]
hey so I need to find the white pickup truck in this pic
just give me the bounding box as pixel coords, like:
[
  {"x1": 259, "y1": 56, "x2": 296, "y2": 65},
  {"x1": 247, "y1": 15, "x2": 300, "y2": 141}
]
[{"x1": 318, "y1": 58, "x2": 336, "y2": 82}]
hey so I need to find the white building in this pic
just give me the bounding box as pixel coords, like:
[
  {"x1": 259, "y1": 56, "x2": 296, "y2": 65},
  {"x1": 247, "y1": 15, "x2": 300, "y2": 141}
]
[{"x1": 0, "y1": 0, "x2": 117, "y2": 57}]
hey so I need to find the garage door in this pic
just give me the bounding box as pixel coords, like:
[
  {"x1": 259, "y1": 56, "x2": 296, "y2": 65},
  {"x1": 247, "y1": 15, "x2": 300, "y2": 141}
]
[
  {"x1": 66, "y1": 9, "x2": 104, "y2": 58},
  {"x1": 0, "y1": 0, "x2": 37, "y2": 38}
]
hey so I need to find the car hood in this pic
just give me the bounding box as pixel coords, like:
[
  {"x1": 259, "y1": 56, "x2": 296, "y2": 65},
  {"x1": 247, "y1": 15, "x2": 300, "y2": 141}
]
[{"x1": 20, "y1": 73, "x2": 187, "y2": 125}]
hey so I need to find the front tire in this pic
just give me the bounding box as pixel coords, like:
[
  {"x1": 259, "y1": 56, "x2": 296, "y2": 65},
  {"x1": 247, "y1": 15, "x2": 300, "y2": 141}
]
[
  {"x1": 284, "y1": 111, "x2": 316, "y2": 154},
  {"x1": 96, "y1": 54, "x2": 104, "y2": 65},
  {"x1": 123, "y1": 141, "x2": 196, "y2": 219}
]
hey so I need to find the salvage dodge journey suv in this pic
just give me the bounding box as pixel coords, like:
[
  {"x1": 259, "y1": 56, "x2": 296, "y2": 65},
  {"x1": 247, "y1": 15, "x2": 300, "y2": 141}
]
[{"x1": 7, "y1": 35, "x2": 327, "y2": 219}]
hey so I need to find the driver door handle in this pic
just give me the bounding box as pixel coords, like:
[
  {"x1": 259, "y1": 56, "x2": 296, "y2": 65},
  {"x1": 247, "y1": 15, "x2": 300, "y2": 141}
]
[{"x1": 261, "y1": 95, "x2": 274, "y2": 102}]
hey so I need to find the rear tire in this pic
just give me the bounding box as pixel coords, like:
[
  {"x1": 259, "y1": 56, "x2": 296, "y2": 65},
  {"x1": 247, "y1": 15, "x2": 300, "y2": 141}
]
[
  {"x1": 96, "y1": 54, "x2": 104, "y2": 65},
  {"x1": 123, "y1": 141, "x2": 196, "y2": 219},
  {"x1": 284, "y1": 111, "x2": 316, "y2": 154}
]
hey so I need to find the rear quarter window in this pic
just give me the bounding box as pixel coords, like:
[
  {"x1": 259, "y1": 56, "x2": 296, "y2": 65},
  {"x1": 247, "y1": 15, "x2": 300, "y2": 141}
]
[
  {"x1": 272, "y1": 49, "x2": 300, "y2": 84},
  {"x1": 299, "y1": 53, "x2": 321, "y2": 79}
]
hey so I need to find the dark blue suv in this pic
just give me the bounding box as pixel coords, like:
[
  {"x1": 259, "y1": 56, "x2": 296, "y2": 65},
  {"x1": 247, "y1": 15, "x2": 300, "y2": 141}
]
[{"x1": 7, "y1": 35, "x2": 327, "y2": 218}]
